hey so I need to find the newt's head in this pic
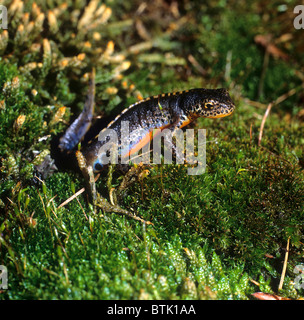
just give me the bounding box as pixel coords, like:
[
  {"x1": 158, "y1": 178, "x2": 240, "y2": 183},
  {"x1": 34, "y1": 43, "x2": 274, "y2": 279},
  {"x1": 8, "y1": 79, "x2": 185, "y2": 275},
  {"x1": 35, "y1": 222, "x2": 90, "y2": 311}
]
[{"x1": 188, "y1": 88, "x2": 235, "y2": 119}]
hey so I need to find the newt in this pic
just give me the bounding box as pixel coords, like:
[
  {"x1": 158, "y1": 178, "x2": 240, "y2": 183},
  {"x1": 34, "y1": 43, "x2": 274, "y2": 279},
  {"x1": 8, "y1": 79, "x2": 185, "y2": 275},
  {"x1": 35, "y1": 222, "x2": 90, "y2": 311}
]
[{"x1": 58, "y1": 69, "x2": 235, "y2": 221}]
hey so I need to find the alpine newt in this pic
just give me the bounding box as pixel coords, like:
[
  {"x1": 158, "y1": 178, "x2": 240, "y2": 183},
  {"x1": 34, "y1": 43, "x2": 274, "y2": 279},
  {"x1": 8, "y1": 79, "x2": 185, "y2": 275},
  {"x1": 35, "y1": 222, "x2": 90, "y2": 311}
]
[{"x1": 59, "y1": 69, "x2": 235, "y2": 221}]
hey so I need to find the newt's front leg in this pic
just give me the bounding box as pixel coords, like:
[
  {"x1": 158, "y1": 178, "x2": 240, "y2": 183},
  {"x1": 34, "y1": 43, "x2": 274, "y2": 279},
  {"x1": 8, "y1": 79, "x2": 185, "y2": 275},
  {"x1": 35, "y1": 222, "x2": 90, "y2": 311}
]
[
  {"x1": 76, "y1": 150, "x2": 151, "y2": 224},
  {"x1": 76, "y1": 150, "x2": 96, "y2": 203}
]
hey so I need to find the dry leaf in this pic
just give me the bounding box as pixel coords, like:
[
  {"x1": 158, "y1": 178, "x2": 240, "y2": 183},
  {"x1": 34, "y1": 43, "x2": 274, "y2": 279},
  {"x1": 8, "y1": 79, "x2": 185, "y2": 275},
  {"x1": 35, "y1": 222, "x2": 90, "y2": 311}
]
[
  {"x1": 255, "y1": 34, "x2": 289, "y2": 61},
  {"x1": 252, "y1": 292, "x2": 291, "y2": 300}
]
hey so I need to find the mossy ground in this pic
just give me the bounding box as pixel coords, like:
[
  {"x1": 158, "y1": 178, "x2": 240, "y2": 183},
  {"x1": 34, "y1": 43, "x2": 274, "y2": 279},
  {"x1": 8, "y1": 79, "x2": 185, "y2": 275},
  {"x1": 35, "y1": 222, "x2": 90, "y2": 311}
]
[{"x1": 1, "y1": 0, "x2": 304, "y2": 299}]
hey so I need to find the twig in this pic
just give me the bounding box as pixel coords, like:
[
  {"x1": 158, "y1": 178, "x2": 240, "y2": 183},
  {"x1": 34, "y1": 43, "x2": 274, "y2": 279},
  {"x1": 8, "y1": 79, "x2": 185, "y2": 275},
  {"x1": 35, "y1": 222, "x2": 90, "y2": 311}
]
[
  {"x1": 258, "y1": 102, "x2": 273, "y2": 146},
  {"x1": 278, "y1": 237, "x2": 290, "y2": 291},
  {"x1": 245, "y1": 99, "x2": 268, "y2": 109},
  {"x1": 249, "y1": 278, "x2": 260, "y2": 287},
  {"x1": 274, "y1": 87, "x2": 297, "y2": 105},
  {"x1": 58, "y1": 186, "x2": 86, "y2": 208},
  {"x1": 257, "y1": 84, "x2": 303, "y2": 147},
  {"x1": 188, "y1": 54, "x2": 207, "y2": 76}
]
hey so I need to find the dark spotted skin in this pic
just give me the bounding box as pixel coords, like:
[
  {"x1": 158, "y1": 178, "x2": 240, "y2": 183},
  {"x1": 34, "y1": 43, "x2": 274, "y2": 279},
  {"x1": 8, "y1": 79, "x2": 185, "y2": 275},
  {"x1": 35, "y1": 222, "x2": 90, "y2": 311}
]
[
  {"x1": 79, "y1": 88, "x2": 236, "y2": 172},
  {"x1": 59, "y1": 75, "x2": 236, "y2": 173}
]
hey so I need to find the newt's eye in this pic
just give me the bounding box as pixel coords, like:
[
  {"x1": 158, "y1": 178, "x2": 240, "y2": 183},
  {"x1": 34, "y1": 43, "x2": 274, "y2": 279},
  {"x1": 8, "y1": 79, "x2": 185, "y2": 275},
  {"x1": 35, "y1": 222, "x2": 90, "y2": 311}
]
[{"x1": 205, "y1": 102, "x2": 214, "y2": 109}]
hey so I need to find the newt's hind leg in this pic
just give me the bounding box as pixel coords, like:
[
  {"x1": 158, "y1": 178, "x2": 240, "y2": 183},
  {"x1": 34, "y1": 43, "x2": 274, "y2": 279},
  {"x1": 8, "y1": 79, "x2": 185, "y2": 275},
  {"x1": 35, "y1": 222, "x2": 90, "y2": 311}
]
[{"x1": 115, "y1": 163, "x2": 150, "y2": 202}]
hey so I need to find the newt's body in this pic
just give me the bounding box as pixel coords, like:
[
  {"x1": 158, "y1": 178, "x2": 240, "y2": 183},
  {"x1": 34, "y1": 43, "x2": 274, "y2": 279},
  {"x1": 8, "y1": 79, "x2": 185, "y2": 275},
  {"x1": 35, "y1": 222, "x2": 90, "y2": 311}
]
[{"x1": 59, "y1": 70, "x2": 235, "y2": 219}]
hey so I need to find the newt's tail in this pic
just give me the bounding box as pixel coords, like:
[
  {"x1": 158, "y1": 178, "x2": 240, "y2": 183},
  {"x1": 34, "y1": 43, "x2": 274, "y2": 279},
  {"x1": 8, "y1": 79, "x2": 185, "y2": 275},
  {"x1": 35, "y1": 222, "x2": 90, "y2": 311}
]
[{"x1": 59, "y1": 68, "x2": 96, "y2": 151}]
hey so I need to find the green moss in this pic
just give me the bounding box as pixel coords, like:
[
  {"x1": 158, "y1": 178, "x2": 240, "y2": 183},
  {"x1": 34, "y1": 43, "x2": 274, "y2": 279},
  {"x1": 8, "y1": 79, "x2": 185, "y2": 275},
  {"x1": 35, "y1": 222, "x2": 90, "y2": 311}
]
[{"x1": 1, "y1": 0, "x2": 304, "y2": 300}]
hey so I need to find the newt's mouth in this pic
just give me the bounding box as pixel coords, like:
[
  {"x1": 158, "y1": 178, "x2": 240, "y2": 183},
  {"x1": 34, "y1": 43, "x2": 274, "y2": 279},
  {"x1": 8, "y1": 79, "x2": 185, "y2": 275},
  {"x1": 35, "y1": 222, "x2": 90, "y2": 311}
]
[{"x1": 207, "y1": 110, "x2": 234, "y2": 118}]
